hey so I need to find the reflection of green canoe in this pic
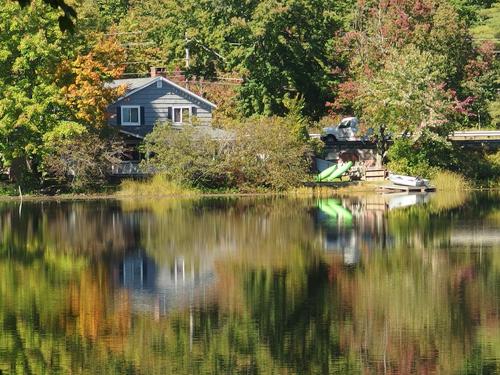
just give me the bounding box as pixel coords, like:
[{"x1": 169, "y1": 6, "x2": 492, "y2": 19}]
[
  {"x1": 317, "y1": 199, "x2": 340, "y2": 217},
  {"x1": 322, "y1": 161, "x2": 353, "y2": 182},
  {"x1": 316, "y1": 164, "x2": 338, "y2": 181},
  {"x1": 317, "y1": 199, "x2": 353, "y2": 224},
  {"x1": 329, "y1": 204, "x2": 353, "y2": 224}
]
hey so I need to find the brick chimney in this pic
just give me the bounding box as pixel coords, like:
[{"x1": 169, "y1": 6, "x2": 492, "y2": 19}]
[{"x1": 150, "y1": 66, "x2": 167, "y2": 78}]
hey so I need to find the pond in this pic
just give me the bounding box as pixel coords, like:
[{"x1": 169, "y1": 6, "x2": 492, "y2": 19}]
[{"x1": 0, "y1": 191, "x2": 499, "y2": 374}]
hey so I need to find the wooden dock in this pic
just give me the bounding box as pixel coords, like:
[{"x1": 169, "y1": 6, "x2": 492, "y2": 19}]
[
  {"x1": 378, "y1": 184, "x2": 436, "y2": 193},
  {"x1": 365, "y1": 167, "x2": 387, "y2": 181}
]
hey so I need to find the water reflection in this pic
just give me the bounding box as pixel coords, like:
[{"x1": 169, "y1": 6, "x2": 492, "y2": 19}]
[
  {"x1": 385, "y1": 192, "x2": 431, "y2": 210},
  {"x1": 120, "y1": 251, "x2": 215, "y2": 316},
  {"x1": 0, "y1": 192, "x2": 499, "y2": 374}
]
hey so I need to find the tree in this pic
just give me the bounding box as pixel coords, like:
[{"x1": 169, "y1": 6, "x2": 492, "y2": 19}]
[
  {"x1": 471, "y1": 2, "x2": 500, "y2": 127},
  {"x1": 355, "y1": 46, "x2": 458, "y2": 166},
  {"x1": 0, "y1": 2, "x2": 127, "y2": 188},
  {"x1": 76, "y1": 0, "x2": 130, "y2": 32},
  {"x1": 0, "y1": 1, "x2": 76, "y2": 185},
  {"x1": 14, "y1": 0, "x2": 76, "y2": 30},
  {"x1": 58, "y1": 36, "x2": 127, "y2": 129},
  {"x1": 335, "y1": 0, "x2": 497, "y2": 127},
  {"x1": 117, "y1": 0, "x2": 352, "y2": 118}
]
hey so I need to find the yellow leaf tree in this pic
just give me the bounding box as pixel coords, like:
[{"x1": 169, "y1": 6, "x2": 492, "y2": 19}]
[{"x1": 59, "y1": 36, "x2": 127, "y2": 130}]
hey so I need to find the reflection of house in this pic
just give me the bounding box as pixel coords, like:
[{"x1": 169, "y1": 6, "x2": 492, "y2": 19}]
[
  {"x1": 324, "y1": 231, "x2": 360, "y2": 265},
  {"x1": 119, "y1": 251, "x2": 215, "y2": 315}
]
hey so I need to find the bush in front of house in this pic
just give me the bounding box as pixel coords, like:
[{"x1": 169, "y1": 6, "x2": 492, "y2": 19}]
[
  {"x1": 42, "y1": 122, "x2": 125, "y2": 192},
  {"x1": 141, "y1": 118, "x2": 313, "y2": 191}
]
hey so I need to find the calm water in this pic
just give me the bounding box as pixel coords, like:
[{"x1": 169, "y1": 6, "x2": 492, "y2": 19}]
[{"x1": 0, "y1": 192, "x2": 499, "y2": 374}]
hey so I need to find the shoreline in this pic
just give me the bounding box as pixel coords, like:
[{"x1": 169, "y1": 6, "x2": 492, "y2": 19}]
[
  {"x1": 0, "y1": 181, "x2": 381, "y2": 202},
  {"x1": 0, "y1": 182, "x2": 498, "y2": 203}
]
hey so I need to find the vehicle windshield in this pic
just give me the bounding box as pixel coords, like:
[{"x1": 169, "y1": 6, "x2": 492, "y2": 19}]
[{"x1": 338, "y1": 120, "x2": 351, "y2": 129}]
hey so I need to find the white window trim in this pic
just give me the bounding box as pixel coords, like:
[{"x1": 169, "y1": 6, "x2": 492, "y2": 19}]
[
  {"x1": 121, "y1": 105, "x2": 141, "y2": 126},
  {"x1": 172, "y1": 106, "x2": 192, "y2": 125}
]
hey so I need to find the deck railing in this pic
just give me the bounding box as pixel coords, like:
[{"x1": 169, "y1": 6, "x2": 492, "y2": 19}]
[{"x1": 110, "y1": 162, "x2": 153, "y2": 176}]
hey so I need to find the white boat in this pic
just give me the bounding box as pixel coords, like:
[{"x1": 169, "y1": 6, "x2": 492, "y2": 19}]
[{"x1": 388, "y1": 173, "x2": 430, "y2": 187}]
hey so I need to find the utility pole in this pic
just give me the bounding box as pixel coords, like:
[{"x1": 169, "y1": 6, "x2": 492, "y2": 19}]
[
  {"x1": 185, "y1": 31, "x2": 190, "y2": 89},
  {"x1": 185, "y1": 31, "x2": 190, "y2": 69}
]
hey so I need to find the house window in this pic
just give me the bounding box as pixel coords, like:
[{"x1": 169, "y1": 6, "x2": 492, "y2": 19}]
[
  {"x1": 173, "y1": 107, "x2": 191, "y2": 125},
  {"x1": 157, "y1": 80, "x2": 162, "y2": 88},
  {"x1": 121, "y1": 106, "x2": 141, "y2": 126}
]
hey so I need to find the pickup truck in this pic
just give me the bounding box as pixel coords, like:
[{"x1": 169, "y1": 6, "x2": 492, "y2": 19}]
[{"x1": 321, "y1": 117, "x2": 361, "y2": 143}]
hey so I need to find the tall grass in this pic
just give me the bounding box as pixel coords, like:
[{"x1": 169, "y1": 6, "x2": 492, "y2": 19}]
[
  {"x1": 116, "y1": 174, "x2": 197, "y2": 197},
  {"x1": 291, "y1": 181, "x2": 380, "y2": 197},
  {"x1": 431, "y1": 170, "x2": 471, "y2": 191},
  {"x1": 0, "y1": 182, "x2": 16, "y2": 196}
]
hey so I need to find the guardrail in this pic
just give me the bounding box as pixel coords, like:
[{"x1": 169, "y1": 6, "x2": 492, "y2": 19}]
[
  {"x1": 310, "y1": 130, "x2": 500, "y2": 142},
  {"x1": 449, "y1": 130, "x2": 500, "y2": 140}
]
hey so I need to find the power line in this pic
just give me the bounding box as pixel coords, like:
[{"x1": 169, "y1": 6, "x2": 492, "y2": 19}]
[
  {"x1": 118, "y1": 73, "x2": 242, "y2": 85},
  {"x1": 120, "y1": 41, "x2": 155, "y2": 47},
  {"x1": 105, "y1": 31, "x2": 146, "y2": 36},
  {"x1": 119, "y1": 71, "x2": 242, "y2": 81}
]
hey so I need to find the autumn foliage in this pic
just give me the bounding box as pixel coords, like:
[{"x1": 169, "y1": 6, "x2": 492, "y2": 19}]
[{"x1": 59, "y1": 37, "x2": 126, "y2": 129}]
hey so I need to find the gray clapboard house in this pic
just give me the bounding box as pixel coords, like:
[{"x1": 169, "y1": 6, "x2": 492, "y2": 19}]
[
  {"x1": 107, "y1": 68, "x2": 218, "y2": 174},
  {"x1": 108, "y1": 69, "x2": 216, "y2": 137}
]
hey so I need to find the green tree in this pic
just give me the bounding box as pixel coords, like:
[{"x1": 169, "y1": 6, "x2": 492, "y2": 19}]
[
  {"x1": 14, "y1": 0, "x2": 76, "y2": 30},
  {"x1": 471, "y1": 2, "x2": 500, "y2": 127},
  {"x1": 0, "y1": 2, "x2": 126, "y2": 188},
  {"x1": 355, "y1": 46, "x2": 457, "y2": 166},
  {"x1": 118, "y1": 0, "x2": 352, "y2": 118},
  {"x1": 0, "y1": 1, "x2": 76, "y2": 186},
  {"x1": 336, "y1": 0, "x2": 497, "y2": 127}
]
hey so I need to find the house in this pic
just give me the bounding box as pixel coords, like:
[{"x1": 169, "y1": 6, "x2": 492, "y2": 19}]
[
  {"x1": 107, "y1": 67, "x2": 218, "y2": 174},
  {"x1": 108, "y1": 67, "x2": 217, "y2": 136}
]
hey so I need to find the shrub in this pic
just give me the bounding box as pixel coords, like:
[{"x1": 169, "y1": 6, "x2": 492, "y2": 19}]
[
  {"x1": 141, "y1": 124, "x2": 233, "y2": 190},
  {"x1": 42, "y1": 123, "x2": 124, "y2": 191},
  {"x1": 387, "y1": 138, "x2": 442, "y2": 178},
  {"x1": 142, "y1": 118, "x2": 312, "y2": 191},
  {"x1": 387, "y1": 134, "x2": 500, "y2": 185},
  {"x1": 228, "y1": 117, "x2": 312, "y2": 190}
]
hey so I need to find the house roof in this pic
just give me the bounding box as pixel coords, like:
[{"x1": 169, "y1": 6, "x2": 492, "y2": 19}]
[
  {"x1": 107, "y1": 77, "x2": 156, "y2": 91},
  {"x1": 108, "y1": 76, "x2": 217, "y2": 108}
]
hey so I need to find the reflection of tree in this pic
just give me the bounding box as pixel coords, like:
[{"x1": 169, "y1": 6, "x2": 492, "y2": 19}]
[
  {"x1": 329, "y1": 246, "x2": 500, "y2": 374},
  {"x1": 0, "y1": 259, "x2": 135, "y2": 373},
  {"x1": 123, "y1": 197, "x2": 320, "y2": 269},
  {"x1": 388, "y1": 191, "x2": 500, "y2": 249},
  {"x1": 0, "y1": 201, "x2": 140, "y2": 258},
  {"x1": 241, "y1": 263, "x2": 359, "y2": 373},
  {"x1": 0, "y1": 195, "x2": 499, "y2": 374}
]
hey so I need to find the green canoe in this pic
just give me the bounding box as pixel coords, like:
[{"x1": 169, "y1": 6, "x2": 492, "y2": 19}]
[
  {"x1": 323, "y1": 161, "x2": 353, "y2": 182},
  {"x1": 316, "y1": 164, "x2": 338, "y2": 182}
]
